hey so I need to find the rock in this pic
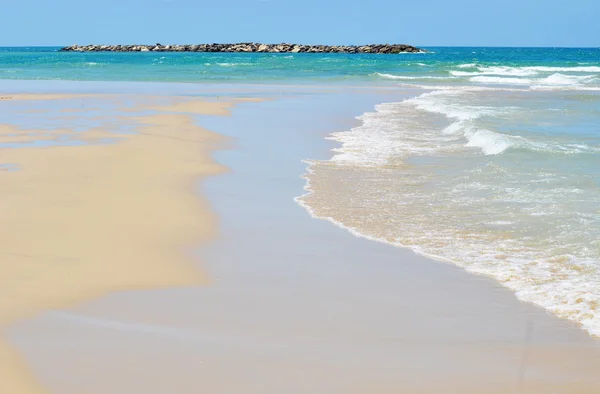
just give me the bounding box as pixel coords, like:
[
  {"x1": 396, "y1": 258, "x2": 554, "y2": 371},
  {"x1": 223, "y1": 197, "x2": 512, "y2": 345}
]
[{"x1": 60, "y1": 43, "x2": 425, "y2": 54}]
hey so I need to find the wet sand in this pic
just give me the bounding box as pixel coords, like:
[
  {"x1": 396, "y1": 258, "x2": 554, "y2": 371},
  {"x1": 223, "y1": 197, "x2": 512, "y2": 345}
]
[
  {"x1": 0, "y1": 93, "x2": 236, "y2": 392},
  {"x1": 3, "y1": 85, "x2": 600, "y2": 393}
]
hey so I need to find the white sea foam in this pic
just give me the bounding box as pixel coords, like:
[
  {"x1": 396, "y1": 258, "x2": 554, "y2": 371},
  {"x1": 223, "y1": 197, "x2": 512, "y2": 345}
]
[
  {"x1": 450, "y1": 70, "x2": 536, "y2": 78},
  {"x1": 538, "y1": 73, "x2": 596, "y2": 86},
  {"x1": 329, "y1": 103, "x2": 446, "y2": 166},
  {"x1": 478, "y1": 66, "x2": 538, "y2": 76},
  {"x1": 397, "y1": 83, "x2": 527, "y2": 93},
  {"x1": 328, "y1": 105, "x2": 399, "y2": 166},
  {"x1": 460, "y1": 72, "x2": 598, "y2": 90},
  {"x1": 470, "y1": 76, "x2": 533, "y2": 85},
  {"x1": 532, "y1": 85, "x2": 600, "y2": 92},
  {"x1": 443, "y1": 118, "x2": 599, "y2": 156},
  {"x1": 375, "y1": 73, "x2": 452, "y2": 80},
  {"x1": 488, "y1": 220, "x2": 515, "y2": 225},
  {"x1": 459, "y1": 66, "x2": 539, "y2": 77},
  {"x1": 451, "y1": 65, "x2": 600, "y2": 86},
  {"x1": 450, "y1": 71, "x2": 477, "y2": 76},
  {"x1": 524, "y1": 66, "x2": 600, "y2": 73},
  {"x1": 464, "y1": 127, "x2": 516, "y2": 155},
  {"x1": 215, "y1": 62, "x2": 254, "y2": 67},
  {"x1": 440, "y1": 97, "x2": 588, "y2": 156},
  {"x1": 406, "y1": 90, "x2": 507, "y2": 121},
  {"x1": 327, "y1": 91, "x2": 514, "y2": 167},
  {"x1": 359, "y1": 89, "x2": 600, "y2": 160}
]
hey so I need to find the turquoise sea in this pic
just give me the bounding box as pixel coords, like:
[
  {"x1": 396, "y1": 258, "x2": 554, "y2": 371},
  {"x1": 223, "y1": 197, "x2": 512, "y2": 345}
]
[
  {"x1": 0, "y1": 46, "x2": 599, "y2": 83},
  {"x1": 2, "y1": 46, "x2": 600, "y2": 336}
]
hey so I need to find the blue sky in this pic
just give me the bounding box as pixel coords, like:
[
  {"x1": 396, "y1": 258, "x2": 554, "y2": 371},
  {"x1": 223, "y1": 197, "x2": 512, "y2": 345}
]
[{"x1": 3, "y1": 0, "x2": 599, "y2": 47}]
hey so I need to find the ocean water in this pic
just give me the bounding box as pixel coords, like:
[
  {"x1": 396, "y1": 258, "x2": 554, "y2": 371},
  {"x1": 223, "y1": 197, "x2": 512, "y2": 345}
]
[
  {"x1": 2, "y1": 46, "x2": 600, "y2": 336},
  {"x1": 2, "y1": 46, "x2": 597, "y2": 84}
]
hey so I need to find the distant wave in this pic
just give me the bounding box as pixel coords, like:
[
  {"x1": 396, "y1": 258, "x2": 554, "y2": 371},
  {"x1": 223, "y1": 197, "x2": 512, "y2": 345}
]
[
  {"x1": 407, "y1": 90, "x2": 507, "y2": 122},
  {"x1": 469, "y1": 76, "x2": 533, "y2": 85},
  {"x1": 445, "y1": 119, "x2": 599, "y2": 156},
  {"x1": 525, "y1": 66, "x2": 600, "y2": 72},
  {"x1": 374, "y1": 72, "x2": 452, "y2": 80},
  {"x1": 466, "y1": 72, "x2": 597, "y2": 89},
  {"x1": 456, "y1": 63, "x2": 477, "y2": 68},
  {"x1": 538, "y1": 73, "x2": 596, "y2": 86},
  {"x1": 407, "y1": 90, "x2": 600, "y2": 156},
  {"x1": 451, "y1": 65, "x2": 600, "y2": 80},
  {"x1": 406, "y1": 91, "x2": 520, "y2": 155},
  {"x1": 215, "y1": 62, "x2": 254, "y2": 67},
  {"x1": 451, "y1": 67, "x2": 538, "y2": 77}
]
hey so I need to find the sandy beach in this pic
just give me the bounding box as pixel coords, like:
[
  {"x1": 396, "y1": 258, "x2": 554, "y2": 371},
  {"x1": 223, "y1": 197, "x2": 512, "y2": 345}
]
[
  {"x1": 2, "y1": 83, "x2": 600, "y2": 394},
  {"x1": 0, "y1": 92, "x2": 238, "y2": 392}
]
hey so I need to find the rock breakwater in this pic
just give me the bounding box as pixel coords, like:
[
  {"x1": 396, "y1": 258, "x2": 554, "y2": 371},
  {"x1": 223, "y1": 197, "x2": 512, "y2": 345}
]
[{"x1": 60, "y1": 43, "x2": 425, "y2": 54}]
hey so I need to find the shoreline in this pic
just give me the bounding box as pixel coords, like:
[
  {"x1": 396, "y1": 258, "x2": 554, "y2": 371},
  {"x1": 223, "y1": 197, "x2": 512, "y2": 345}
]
[
  {"x1": 296, "y1": 156, "x2": 600, "y2": 338},
  {"x1": 5, "y1": 86, "x2": 600, "y2": 393}
]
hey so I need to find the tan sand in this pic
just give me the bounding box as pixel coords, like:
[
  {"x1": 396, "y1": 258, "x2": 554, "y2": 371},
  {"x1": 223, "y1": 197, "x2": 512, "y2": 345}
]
[
  {"x1": 148, "y1": 99, "x2": 235, "y2": 115},
  {"x1": 0, "y1": 96, "x2": 234, "y2": 393}
]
